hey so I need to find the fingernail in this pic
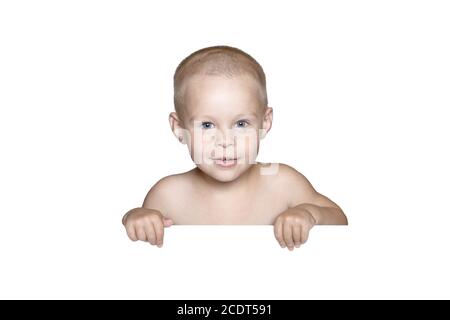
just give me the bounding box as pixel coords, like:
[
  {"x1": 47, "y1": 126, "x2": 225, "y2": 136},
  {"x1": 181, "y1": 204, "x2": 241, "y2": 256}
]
[
  {"x1": 157, "y1": 244, "x2": 162, "y2": 248},
  {"x1": 295, "y1": 244, "x2": 300, "y2": 248},
  {"x1": 288, "y1": 247, "x2": 294, "y2": 251}
]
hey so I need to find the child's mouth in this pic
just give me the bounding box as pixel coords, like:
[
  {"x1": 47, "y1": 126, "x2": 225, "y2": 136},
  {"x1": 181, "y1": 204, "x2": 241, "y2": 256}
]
[{"x1": 212, "y1": 157, "x2": 238, "y2": 168}]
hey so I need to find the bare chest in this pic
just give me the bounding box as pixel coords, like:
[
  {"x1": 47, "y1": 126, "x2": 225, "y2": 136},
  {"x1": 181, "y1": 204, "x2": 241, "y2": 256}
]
[{"x1": 169, "y1": 187, "x2": 288, "y2": 225}]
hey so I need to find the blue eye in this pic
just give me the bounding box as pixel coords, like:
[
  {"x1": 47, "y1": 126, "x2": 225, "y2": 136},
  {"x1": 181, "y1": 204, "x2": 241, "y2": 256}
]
[
  {"x1": 201, "y1": 122, "x2": 214, "y2": 129},
  {"x1": 236, "y1": 120, "x2": 249, "y2": 128}
]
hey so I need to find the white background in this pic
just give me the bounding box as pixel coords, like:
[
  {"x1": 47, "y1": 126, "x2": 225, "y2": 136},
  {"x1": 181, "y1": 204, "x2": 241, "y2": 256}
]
[{"x1": 1, "y1": 0, "x2": 449, "y2": 299}]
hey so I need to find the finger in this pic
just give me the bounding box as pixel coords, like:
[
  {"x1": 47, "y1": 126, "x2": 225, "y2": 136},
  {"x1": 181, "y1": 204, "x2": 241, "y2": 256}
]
[
  {"x1": 283, "y1": 221, "x2": 294, "y2": 250},
  {"x1": 153, "y1": 218, "x2": 164, "y2": 247},
  {"x1": 163, "y1": 218, "x2": 173, "y2": 228},
  {"x1": 144, "y1": 223, "x2": 156, "y2": 245},
  {"x1": 274, "y1": 218, "x2": 285, "y2": 248},
  {"x1": 136, "y1": 226, "x2": 147, "y2": 242},
  {"x1": 293, "y1": 224, "x2": 302, "y2": 248},
  {"x1": 301, "y1": 225, "x2": 311, "y2": 244},
  {"x1": 125, "y1": 224, "x2": 138, "y2": 241}
]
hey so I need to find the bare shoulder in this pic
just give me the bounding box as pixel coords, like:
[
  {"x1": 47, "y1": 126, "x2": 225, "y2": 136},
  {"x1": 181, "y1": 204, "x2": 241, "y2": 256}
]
[
  {"x1": 263, "y1": 162, "x2": 337, "y2": 208},
  {"x1": 142, "y1": 169, "x2": 194, "y2": 214},
  {"x1": 256, "y1": 162, "x2": 311, "y2": 186},
  {"x1": 276, "y1": 163, "x2": 314, "y2": 188}
]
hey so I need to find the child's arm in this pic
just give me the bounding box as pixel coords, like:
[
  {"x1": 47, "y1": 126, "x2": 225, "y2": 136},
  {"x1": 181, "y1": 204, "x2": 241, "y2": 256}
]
[
  {"x1": 122, "y1": 178, "x2": 173, "y2": 247},
  {"x1": 273, "y1": 164, "x2": 347, "y2": 250}
]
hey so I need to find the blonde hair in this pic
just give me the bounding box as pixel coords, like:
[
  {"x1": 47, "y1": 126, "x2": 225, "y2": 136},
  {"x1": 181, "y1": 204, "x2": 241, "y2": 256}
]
[{"x1": 173, "y1": 45, "x2": 268, "y2": 118}]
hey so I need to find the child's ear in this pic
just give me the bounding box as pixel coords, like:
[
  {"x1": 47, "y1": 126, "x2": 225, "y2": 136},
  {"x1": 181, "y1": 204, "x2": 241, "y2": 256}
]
[
  {"x1": 260, "y1": 106, "x2": 273, "y2": 139},
  {"x1": 169, "y1": 112, "x2": 187, "y2": 144}
]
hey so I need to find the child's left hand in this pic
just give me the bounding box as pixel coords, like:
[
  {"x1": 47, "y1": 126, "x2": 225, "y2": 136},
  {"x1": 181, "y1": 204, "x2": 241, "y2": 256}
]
[{"x1": 274, "y1": 205, "x2": 317, "y2": 250}]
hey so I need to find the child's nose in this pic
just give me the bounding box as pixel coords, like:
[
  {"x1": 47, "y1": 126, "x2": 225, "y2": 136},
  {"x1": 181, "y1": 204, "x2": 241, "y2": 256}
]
[{"x1": 215, "y1": 130, "x2": 235, "y2": 147}]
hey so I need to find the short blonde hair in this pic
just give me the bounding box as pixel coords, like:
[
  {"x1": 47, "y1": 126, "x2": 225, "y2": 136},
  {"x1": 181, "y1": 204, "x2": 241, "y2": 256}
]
[{"x1": 173, "y1": 45, "x2": 268, "y2": 118}]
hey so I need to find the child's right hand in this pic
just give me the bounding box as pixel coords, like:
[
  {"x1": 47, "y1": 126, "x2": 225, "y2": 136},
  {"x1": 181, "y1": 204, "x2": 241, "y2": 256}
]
[{"x1": 122, "y1": 207, "x2": 173, "y2": 247}]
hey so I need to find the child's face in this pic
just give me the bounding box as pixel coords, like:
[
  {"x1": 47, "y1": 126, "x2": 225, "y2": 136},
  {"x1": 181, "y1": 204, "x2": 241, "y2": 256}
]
[{"x1": 176, "y1": 74, "x2": 272, "y2": 183}]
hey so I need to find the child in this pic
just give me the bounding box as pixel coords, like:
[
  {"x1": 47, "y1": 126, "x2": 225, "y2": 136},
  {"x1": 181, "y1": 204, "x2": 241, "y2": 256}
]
[{"x1": 122, "y1": 45, "x2": 347, "y2": 251}]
